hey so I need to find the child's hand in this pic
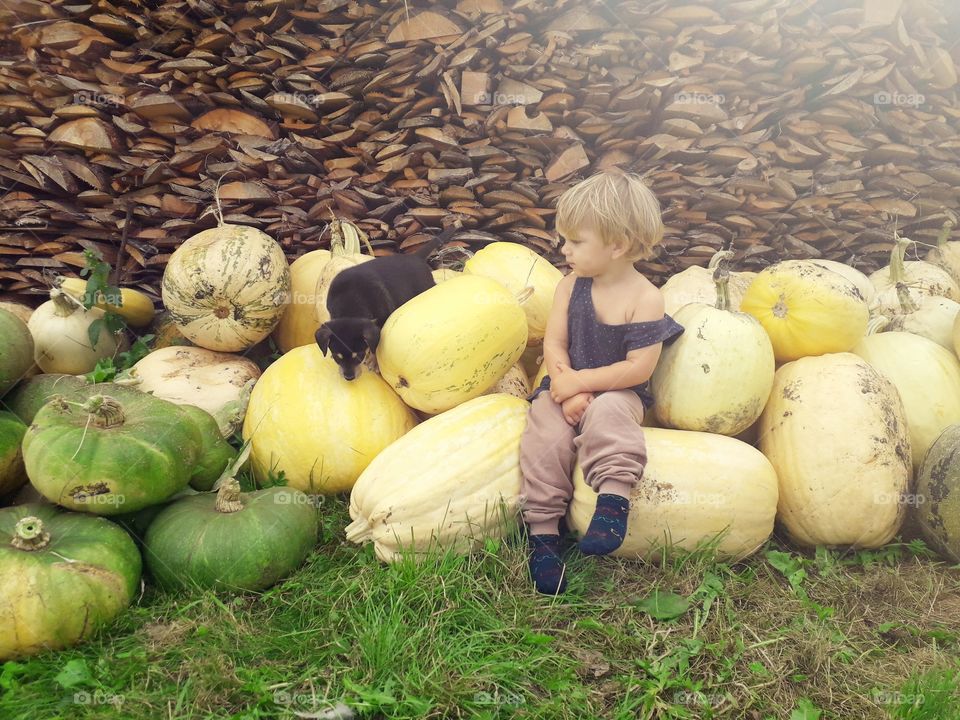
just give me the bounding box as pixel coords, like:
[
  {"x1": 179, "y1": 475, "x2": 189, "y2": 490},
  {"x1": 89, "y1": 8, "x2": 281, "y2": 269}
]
[
  {"x1": 549, "y1": 362, "x2": 586, "y2": 403},
  {"x1": 560, "y1": 392, "x2": 594, "y2": 425}
]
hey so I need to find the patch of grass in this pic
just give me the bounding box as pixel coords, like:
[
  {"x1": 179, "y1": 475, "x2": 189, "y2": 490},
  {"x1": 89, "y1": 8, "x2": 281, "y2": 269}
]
[{"x1": 1, "y1": 500, "x2": 959, "y2": 719}]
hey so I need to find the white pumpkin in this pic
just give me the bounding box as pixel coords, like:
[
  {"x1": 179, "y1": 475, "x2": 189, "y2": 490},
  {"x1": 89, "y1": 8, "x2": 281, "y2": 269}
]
[
  {"x1": 28, "y1": 290, "x2": 125, "y2": 375},
  {"x1": 852, "y1": 331, "x2": 960, "y2": 470},
  {"x1": 807, "y1": 259, "x2": 876, "y2": 306},
  {"x1": 869, "y1": 237, "x2": 960, "y2": 316},
  {"x1": 872, "y1": 292, "x2": 960, "y2": 352},
  {"x1": 346, "y1": 394, "x2": 528, "y2": 563},
  {"x1": 759, "y1": 353, "x2": 911, "y2": 548},
  {"x1": 567, "y1": 428, "x2": 778, "y2": 561},
  {"x1": 660, "y1": 252, "x2": 756, "y2": 316},
  {"x1": 162, "y1": 222, "x2": 291, "y2": 352},
  {"x1": 128, "y1": 346, "x2": 261, "y2": 437}
]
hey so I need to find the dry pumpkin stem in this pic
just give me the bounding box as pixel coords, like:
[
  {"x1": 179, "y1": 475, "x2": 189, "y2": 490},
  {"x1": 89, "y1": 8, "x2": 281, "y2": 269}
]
[
  {"x1": 11, "y1": 517, "x2": 51, "y2": 552},
  {"x1": 80, "y1": 395, "x2": 126, "y2": 429},
  {"x1": 214, "y1": 477, "x2": 244, "y2": 514}
]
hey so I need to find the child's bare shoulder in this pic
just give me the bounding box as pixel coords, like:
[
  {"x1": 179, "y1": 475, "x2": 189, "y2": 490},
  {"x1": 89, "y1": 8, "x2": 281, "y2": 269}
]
[{"x1": 628, "y1": 275, "x2": 665, "y2": 323}]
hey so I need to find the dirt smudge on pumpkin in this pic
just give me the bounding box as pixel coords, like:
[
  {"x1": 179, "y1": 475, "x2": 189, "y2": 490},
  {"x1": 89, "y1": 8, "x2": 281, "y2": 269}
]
[
  {"x1": 781, "y1": 379, "x2": 801, "y2": 402},
  {"x1": 68, "y1": 483, "x2": 111, "y2": 501}
]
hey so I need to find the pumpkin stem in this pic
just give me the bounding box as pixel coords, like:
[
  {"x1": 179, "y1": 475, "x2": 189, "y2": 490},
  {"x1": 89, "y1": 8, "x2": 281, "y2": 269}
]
[
  {"x1": 936, "y1": 219, "x2": 955, "y2": 250},
  {"x1": 866, "y1": 315, "x2": 890, "y2": 334},
  {"x1": 81, "y1": 395, "x2": 125, "y2": 428},
  {"x1": 707, "y1": 249, "x2": 736, "y2": 270},
  {"x1": 888, "y1": 236, "x2": 911, "y2": 284},
  {"x1": 215, "y1": 477, "x2": 244, "y2": 513},
  {"x1": 711, "y1": 254, "x2": 733, "y2": 311},
  {"x1": 895, "y1": 282, "x2": 919, "y2": 314},
  {"x1": 50, "y1": 288, "x2": 83, "y2": 317},
  {"x1": 11, "y1": 516, "x2": 50, "y2": 551},
  {"x1": 344, "y1": 517, "x2": 372, "y2": 544}
]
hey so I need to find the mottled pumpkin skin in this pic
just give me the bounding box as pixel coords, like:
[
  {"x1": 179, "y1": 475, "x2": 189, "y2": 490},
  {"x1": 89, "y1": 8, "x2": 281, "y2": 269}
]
[
  {"x1": 0, "y1": 308, "x2": 34, "y2": 399},
  {"x1": 0, "y1": 373, "x2": 86, "y2": 424},
  {"x1": 914, "y1": 424, "x2": 960, "y2": 563},
  {"x1": 0, "y1": 504, "x2": 141, "y2": 659},
  {"x1": 0, "y1": 411, "x2": 27, "y2": 497},
  {"x1": 144, "y1": 487, "x2": 318, "y2": 592},
  {"x1": 22, "y1": 384, "x2": 202, "y2": 516}
]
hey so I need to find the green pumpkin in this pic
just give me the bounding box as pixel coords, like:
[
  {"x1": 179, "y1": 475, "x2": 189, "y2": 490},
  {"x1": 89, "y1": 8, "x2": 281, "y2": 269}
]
[
  {"x1": 144, "y1": 479, "x2": 318, "y2": 592},
  {"x1": 22, "y1": 384, "x2": 202, "y2": 515},
  {"x1": 180, "y1": 405, "x2": 238, "y2": 491},
  {"x1": 0, "y1": 373, "x2": 86, "y2": 424},
  {"x1": 0, "y1": 504, "x2": 141, "y2": 659},
  {"x1": 913, "y1": 424, "x2": 960, "y2": 562},
  {"x1": 0, "y1": 309, "x2": 34, "y2": 399},
  {"x1": 0, "y1": 411, "x2": 27, "y2": 498}
]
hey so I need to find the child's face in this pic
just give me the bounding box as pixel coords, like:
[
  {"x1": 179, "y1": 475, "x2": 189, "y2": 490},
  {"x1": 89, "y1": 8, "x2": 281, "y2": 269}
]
[{"x1": 560, "y1": 226, "x2": 621, "y2": 276}]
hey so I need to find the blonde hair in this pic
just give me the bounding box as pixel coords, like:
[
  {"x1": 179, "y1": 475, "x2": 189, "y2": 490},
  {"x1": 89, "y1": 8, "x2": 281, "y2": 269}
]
[{"x1": 555, "y1": 169, "x2": 663, "y2": 261}]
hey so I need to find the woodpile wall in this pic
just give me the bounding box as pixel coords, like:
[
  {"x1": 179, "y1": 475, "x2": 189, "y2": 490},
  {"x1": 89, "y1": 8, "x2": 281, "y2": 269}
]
[{"x1": 1, "y1": 0, "x2": 958, "y2": 300}]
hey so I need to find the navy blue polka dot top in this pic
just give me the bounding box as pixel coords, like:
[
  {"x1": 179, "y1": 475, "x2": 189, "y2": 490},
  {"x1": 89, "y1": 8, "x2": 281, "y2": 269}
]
[{"x1": 531, "y1": 276, "x2": 685, "y2": 409}]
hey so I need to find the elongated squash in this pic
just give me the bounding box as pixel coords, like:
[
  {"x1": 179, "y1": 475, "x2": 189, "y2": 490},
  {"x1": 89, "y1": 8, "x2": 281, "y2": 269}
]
[
  {"x1": 759, "y1": 353, "x2": 911, "y2": 548},
  {"x1": 346, "y1": 394, "x2": 528, "y2": 562},
  {"x1": 57, "y1": 276, "x2": 155, "y2": 328},
  {"x1": 567, "y1": 428, "x2": 779, "y2": 561},
  {"x1": 376, "y1": 274, "x2": 528, "y2": 414}
]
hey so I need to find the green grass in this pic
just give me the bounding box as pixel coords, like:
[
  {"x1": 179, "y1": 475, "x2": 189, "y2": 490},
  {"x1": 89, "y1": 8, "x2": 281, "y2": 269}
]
[{"x1": 2, "y1": 498, "x2": 959, "y2": 719}]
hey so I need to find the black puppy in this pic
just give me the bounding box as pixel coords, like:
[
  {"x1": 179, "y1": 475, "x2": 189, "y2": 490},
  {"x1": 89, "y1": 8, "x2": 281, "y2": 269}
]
[{"x1": 315, "y1": 227, "x2": 455, "y2": 380}]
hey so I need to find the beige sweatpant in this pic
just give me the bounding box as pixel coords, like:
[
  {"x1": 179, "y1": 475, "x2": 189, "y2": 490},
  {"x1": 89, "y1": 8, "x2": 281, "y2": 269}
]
[{"x1": 519, "y1": 389, "x2": 648, "y2": 532}]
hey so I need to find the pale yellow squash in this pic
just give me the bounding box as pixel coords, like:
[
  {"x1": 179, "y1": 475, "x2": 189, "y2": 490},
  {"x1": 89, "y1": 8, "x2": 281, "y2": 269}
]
[
  {"x1": 660, "y1": 253, "x2": 755, "y2": 316},
  {"x1": 852, "y1": 331, "x2": 960, "y2": 470},
  {"x1": 272, "y1": 249, "x2": 331, "y2": 353},
  {"x1": 759, "y1": 353, "x2": 911, "y2": 548},
  {"x1": 869, "y1": 237, "x2": 960, "y2": 316},
  {"x1": 346, "y1": 393, "x2": 528, "y2": 563},
  {"x1": 28, "y1": 291, "x2": 126, "y2": 375},
  {"x1": 57, "y1": 276, "x2": 155, "y2": 328},
  {"x1": 872, "y1": 291, "x2": 960, "y2": 352},
  {"x1": 652, "y1": 265, "x2": 775, "y2": 436},
  {"x1": 432, "y1": 268, "x2": 461, "y2": 284},
  {"x1": 567, "y1": 428, "x2": 778, "y2": 561},
  {"x1": 242, "y1": 344, "x2": 417, "y2": 494},
  {"x1": 739, "y1": 260, "x2": 869, "y2": 361},
  {"x1": 463, "y1": 241, "x2": 562, "y2": 347},
  {"x1": 925, "y1": 218, "x2": 960, "y2": 284},
  {"x1": 162, "y1": 223, "x2": 291, "y2": 352},
  {"x1": 807, "y1": 259, "x2": 876, "y2": 306},
  {"x1": 376, "y1": 274, "x2": 528, "y2": 414}
]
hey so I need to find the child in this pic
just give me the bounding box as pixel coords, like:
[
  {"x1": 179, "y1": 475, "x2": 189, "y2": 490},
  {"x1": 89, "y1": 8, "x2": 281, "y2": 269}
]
[{"x1": 519, "y1": 169, "x2": 684, "y2": 595}]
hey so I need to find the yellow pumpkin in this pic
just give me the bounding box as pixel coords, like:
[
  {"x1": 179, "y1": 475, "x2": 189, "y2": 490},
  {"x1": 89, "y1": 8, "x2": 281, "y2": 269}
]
[
  {"x1": 346, "y1": 394, "x2": 528, "y2": 563},
  {"x1": 869, "y1": 237, "x2": 960, "y2": 316},
  {"x1": 57, "y1": 276, "x2": 155, "y2": 328},
  {"x1": 242, "y1": 344, "x2": 417, "y2": 494},
  {"x1": 651, "y1": 274, "x2": 775, "y2": 435},
  {"x1": 162, "y1": 223, "x2": 291, "y2": 352},
  {"x1": 759, "y1": 353, "x2": 911, "y2": 548},
  {"x1": 376, "y1": 274, "x2": 528, "y2": 414},
  {"x1": 852, "y1": 332, "x2": 960, "y2": 470},
  {"x1": 567, "y1": 428, "x2": 778, "y2": 561},
  {"x1": 463, "y1": 242, "x2": 562, "y2": 348},
  {"x1": 272, "y1": 249, "x2": 331, "y2": 353},
  {"x1": 739, "y1": 260, "x2": 869, "y2": 361}
]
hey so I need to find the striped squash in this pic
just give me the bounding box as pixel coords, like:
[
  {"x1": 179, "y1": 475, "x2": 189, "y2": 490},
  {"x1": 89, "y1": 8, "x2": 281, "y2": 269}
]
[{"x1": 162, "y1": 223, "x2": 291, "y2": 352}]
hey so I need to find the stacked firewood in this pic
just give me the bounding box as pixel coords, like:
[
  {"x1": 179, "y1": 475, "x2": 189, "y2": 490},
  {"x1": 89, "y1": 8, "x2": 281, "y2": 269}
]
[{"x1": 0, "y1": 0, "x2": 958, "y2": 300}]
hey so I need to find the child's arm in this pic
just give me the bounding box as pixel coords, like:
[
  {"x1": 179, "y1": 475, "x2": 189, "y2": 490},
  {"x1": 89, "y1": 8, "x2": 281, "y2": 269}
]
[
  {"x1": 553, "y1": 287, "x2": 669, "y2": 397},
  {"x1": 541, "y1": 274, "x2": 576, "y2": 381}
]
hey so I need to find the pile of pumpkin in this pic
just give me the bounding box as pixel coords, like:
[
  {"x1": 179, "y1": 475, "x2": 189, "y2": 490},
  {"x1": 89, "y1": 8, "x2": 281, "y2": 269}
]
[{"x1": 3, "y1": 201, "x2": 960, "y2": 660}]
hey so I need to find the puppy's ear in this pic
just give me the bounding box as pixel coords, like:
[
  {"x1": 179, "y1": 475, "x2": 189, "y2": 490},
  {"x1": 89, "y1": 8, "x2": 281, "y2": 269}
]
[
  {"x1": 361, "y1": 322, "x2": 381, "y2": 352},
  {"x1": 315, "y1": 324, "x2": 333, "y2": 355}
]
